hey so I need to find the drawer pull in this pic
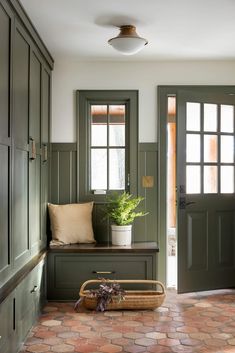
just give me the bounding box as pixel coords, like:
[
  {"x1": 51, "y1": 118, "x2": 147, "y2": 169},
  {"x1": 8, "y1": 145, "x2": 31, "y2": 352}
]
[
  {"x1": 29, "y1": 138, "x2": 36, "y2": 160},
  {"x1": 92, "y1": 271, "x2": 115, "y2": 275},
  {"x1": 31, "y1": 285, "x2": 38, "y2": 293}
]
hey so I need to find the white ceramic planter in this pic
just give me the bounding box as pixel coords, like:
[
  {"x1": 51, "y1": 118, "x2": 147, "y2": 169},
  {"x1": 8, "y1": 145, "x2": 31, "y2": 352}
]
[{"x1": 111, "y1": 225, "x2": 132, "y2": 246}]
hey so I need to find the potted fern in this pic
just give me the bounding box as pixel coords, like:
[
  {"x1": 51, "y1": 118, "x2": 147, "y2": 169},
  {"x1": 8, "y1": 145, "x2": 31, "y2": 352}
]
[{"x1": 105, "y1": 192, "x2": 147, "y2": 246}]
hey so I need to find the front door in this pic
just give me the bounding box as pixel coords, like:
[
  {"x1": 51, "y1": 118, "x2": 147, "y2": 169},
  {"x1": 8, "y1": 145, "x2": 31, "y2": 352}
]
[{"x1": 177, "y1": 89, "x2": 235, "y2": 293}]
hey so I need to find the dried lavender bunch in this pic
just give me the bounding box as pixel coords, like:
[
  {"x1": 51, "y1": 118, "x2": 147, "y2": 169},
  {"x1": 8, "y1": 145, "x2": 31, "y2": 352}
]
[
  {"x1": 75, "y1": 280, "x2": 125, "y2": 312},
  {"x1": 90, "y1": 281, "x2": 125, "y2": 312}
]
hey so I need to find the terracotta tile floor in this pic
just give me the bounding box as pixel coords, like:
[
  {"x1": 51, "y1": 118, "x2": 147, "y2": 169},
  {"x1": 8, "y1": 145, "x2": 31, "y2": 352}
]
[{"x1": 20, "y1": 289, "x2": 235, "y2": 353}]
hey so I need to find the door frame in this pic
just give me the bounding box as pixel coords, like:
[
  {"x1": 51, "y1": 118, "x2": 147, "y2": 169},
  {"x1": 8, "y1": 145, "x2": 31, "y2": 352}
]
[{"x1": 157, "y1": 85, "x2": 235, "y2": 286}]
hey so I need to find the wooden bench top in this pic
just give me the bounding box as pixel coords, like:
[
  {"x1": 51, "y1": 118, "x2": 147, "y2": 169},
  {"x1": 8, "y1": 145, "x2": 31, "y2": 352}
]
[{"x1": 48, "y1": 242, "x2": 159, "y2": 253}]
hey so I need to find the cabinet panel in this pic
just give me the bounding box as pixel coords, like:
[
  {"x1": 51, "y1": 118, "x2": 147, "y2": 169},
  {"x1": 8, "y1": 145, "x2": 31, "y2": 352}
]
[
  {"x1": 41, "y1": 68, "x2": 50, "y2": 248},
  {"x1": 47, "y1": 253, "x2": 155, "y2": 300},
  {"x1": 0, "y1": 2, "x2": 11, "y2": 143},
  {"x1": 13, "y1": 149, "x2": 29, "y2": 267},
  {"x1": 29, "y1": 157, "x2": 41, "y2": 255},
  {"x1": 29, "y1": 50, "x2": 41, "y2": 145},
  {"x1": 0, "y1": 292, "x2": 14, "y2": 353},
  {"x1": 42, "y1": 68, "x2": 50, "y2": 144},
  {"x1": 13, "y1": 25, "x2": 30, "y2": 149},
  {"x1": 0, "y1": 145, "x2": 10, "y2": 280},
  {"x1": 15, "y1": 261, "x2": 45, "y2": 344},
  {"x1": 29, "y1": 49, "x2": 42, "y2": 256},
  {"x1": 12, "y1": 21, "x2": 30, "y2": 268}
]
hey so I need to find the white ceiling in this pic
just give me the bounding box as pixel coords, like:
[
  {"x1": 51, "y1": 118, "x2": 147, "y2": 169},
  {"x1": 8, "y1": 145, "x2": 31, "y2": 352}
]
[{"x1": 20, "y1": 0, "x2": 235, "y2": 61}]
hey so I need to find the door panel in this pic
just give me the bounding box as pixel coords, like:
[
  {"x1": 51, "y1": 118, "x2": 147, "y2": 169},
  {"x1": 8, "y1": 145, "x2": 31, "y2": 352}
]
[
  {"x1": 187, "y1": 211, "x2": 208, "y2": 271},
  {"x1": 216, "y1": 211, "x2": 235, "y2": 267},
  {"x1": 177, "y1": 90, "x2": 235, "y2": 293},
  {"x1": 0, "y1": 1, "x2": 12, "y2": 282},
  {"x1": 29, "y1": 49, "x2": 42, "y2": 255},
  {"x1": 13, "y1": 149, "x2": 29, "y2": 263},
  {"x1": 0, "y1": 2, "x2": 11, "y2": 143},
  {"x1": 0, "y1": 145, "x2": 10, "y2": 275},
  {"x1": 14, "y1": 27, "x2": 29, "y2": 149},
  {"x1": 41, "y1": 68, "x2": 50, "y2": 247},
  {"x1": 13, "y1": 22, "x2": 30, "y2": 267}
]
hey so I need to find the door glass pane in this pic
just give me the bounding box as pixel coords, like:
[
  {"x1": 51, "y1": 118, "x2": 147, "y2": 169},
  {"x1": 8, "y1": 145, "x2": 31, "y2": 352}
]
[
  {"x1": 204, "y1": 166, "x2": 217, "y2": 194},
  {"x1": 91, "y1": 105, "x2": 107, "y2": 146},
  {"x1": 221, "y1": 136, "x2": 234, "y2": 163},
  {"x1": 91, "y1": 149, "x2": 107, "y2": 190},
  {"x1": 221, "y1": 166, "x2": 234, "y2": 193},
  {"x1": 109, "y1": 105, "x2": 125, "y2": 146},
  {"x1": 186, "y1": 134, "x2": 200, "y2": 162},
  {"x1": 109, "y1": 149, "x2": 125, "y2": 190},
  {"x1": 186, "y1": 166, "x2": 200, "y2": 194},
  {"x1": 186, "y1": 102, "x2": 200, "y2": 131},
  {"x1": 221, "y1": 105, "x2": 234, "y2": 133},
  {"x1": 204, "y1": 135, "x2": 218, "y2": 162},
  {"x1": 204, "y1": 104, "x2": 217, "y2": 132}
]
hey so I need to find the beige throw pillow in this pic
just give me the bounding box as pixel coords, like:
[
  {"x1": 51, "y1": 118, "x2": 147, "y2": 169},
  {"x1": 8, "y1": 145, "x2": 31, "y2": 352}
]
[{"x1": 48, "y1": 202, "x2": 95, "y2": 246}]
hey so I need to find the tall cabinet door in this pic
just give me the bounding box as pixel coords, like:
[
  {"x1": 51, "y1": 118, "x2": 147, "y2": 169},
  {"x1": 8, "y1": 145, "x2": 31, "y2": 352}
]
[
  {"x1": 0, "y1": 0, "x2": 13, "y2": 283},
  {"x1": 12, "y1": 21, "x2": 30, "y2": 268},
  {"x1": 41, "y1": 67, "x2": 50, "y2": 247},
  {"x1": 29, "y1": 49, "x2": 42, "y2": 256}
]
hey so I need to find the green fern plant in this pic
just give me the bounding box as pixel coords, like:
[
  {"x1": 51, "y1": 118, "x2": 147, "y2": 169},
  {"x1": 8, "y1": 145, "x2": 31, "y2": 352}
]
[{"x1": 105, "y1": 192, "x2": 148, "y2": 226}]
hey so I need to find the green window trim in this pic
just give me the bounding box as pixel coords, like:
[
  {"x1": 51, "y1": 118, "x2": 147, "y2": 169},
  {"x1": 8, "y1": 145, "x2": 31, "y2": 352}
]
[{"x1": 77, "y1": 90, "x2": 138, "y2": 202}]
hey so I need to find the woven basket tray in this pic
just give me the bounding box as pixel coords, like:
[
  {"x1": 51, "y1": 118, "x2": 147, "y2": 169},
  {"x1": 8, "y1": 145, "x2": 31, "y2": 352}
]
[{"x1": 79, "y1": 279, "x2": 166, "y2": 310}]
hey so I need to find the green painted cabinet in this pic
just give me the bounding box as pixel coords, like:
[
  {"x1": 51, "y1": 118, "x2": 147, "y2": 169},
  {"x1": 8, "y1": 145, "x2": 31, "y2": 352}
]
[
  {"x1": 0, "y1": 0, "x2": 52, "y2": 285},
  {"x1": 0, "y1": 0, "x2": 52, "y2": 350},
  {"x1": 0, "y1": 292, "x2": 14, "y2": 353},
  {"x1": 47, "y1": 246, "x2": 157, "y2": 300},
  {"x1": 0, "y1": 258, "x2": 46, "y2": 353},
  {"x1": 29, "y1": 49, "x2": 42, "y2": 256},
  {"x1": 41, "y1": 67, "x2": 50, "y2": 248},
  {"x1": 15, "y1": 260, "x2": 46, "y2": 348},
  {"x1": 0, "y1": 0, "x2": 13, "y2": 285}
]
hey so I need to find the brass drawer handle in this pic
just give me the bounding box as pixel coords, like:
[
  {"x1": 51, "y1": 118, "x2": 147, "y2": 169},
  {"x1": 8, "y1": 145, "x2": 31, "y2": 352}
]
[
  {"x1": 31, "y1": 285, "x2": 38, "y2": 293},
  {"x1": 92, "y1": 271, "x2": 116, "y2": 275},
  {"x1": 42, "y1": 144, "x2": 48, "y2": 162},
  {"x1": 29, "y1": 138, "x2": 36, "y2": 160}
]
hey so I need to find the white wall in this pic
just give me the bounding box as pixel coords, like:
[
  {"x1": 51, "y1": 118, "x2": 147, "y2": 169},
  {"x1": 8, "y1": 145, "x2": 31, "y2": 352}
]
[{"x1": 52, "y1": 59, "x2": 235, "y2": 142}]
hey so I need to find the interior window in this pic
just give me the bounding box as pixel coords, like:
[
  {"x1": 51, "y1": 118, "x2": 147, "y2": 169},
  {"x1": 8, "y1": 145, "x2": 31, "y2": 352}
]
[
  {"x1": 77, "y1": 90, "x2": 138, "y2": 201},
  {"x1": 90, "y1": 104, "x2": 126, "y2": 191}
]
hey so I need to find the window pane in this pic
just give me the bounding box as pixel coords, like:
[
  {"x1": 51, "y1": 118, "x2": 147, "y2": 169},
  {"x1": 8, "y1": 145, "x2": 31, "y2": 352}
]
[
  {"x1": 221, "y1": 105, "x2": 234, "y2": 133},
  {"x1": 91, "y1": 149, "x2": 107, "y2": 190},
  {"x1": 204, "y1": 166, "x2": 217, "y2": 194},
  {"x1": 204, "y1": 104, "x2": 217, "y2": 132},
  {"x1": 221, "y1": 166, "x2": 234, "y2": 193},
  {"x1": 109, "y1": 105, "x2": 125, "y2": 146},
  {"x1": 204, "y1": 135, "x2": 218, "y2": 162},
  {"x1": 186, "y1": 166, "x2": 201, "y2": 194},
  {"x1": 221, "y1": 136, "x2": 234, "y2": 163},
  {"x1": 109, "y1": 149, "x2": 125, "y2": 190},
  {"x1": 91, "y1": 105, "x2": 107, "y2": 146},
  {"x1": 186, "y1": 102, "x2": 200, "y2": 131},
  {"x1": 186, "y1": 134, "x2": 200, "y2": 162}
]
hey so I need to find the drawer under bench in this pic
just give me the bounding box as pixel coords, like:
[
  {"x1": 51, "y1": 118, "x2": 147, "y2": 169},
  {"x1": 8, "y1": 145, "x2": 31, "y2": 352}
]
[{"x1": 47, "y1": 242, "x2": 158, "y2": 300}]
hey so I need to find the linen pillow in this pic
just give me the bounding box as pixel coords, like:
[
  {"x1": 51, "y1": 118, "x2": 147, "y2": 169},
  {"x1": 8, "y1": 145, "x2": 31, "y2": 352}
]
[{"x1": 48, "y1": 202, "x2": 95, "y2": 246}]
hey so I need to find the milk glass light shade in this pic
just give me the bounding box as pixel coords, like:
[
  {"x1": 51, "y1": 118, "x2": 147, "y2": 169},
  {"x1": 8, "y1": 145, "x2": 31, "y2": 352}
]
[{"x1": 108, "y1": 25, "x2": 148, "y2": 55}]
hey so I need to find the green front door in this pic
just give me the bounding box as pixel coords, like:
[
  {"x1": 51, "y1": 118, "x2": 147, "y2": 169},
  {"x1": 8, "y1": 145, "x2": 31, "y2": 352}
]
[{"x1": 177, "y1": 89, "x2": 235, "y2": 293}]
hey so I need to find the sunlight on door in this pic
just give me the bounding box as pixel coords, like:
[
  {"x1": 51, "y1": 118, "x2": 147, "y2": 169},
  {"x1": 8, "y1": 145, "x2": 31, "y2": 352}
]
[{"x1": 167, "y1": 96, "x2": 177, "y2": 288}]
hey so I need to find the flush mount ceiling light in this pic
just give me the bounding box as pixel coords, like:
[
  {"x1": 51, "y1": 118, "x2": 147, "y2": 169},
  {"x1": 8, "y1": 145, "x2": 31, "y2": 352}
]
[{"x1": 108, "y1": 25, "x2": 148, "y2": 55}]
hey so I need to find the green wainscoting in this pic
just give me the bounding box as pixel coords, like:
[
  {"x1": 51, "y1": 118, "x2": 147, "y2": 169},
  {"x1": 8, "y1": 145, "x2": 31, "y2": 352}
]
[
  {"x1": 51, "y1": 143, "x2": 158, "y2": 245},
  {"x1": 134, "y1": 143, "x2": 158, "y2": 243},
  {"x1": 51, "y1": 143, "x2": 77, "y2": 204}
]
